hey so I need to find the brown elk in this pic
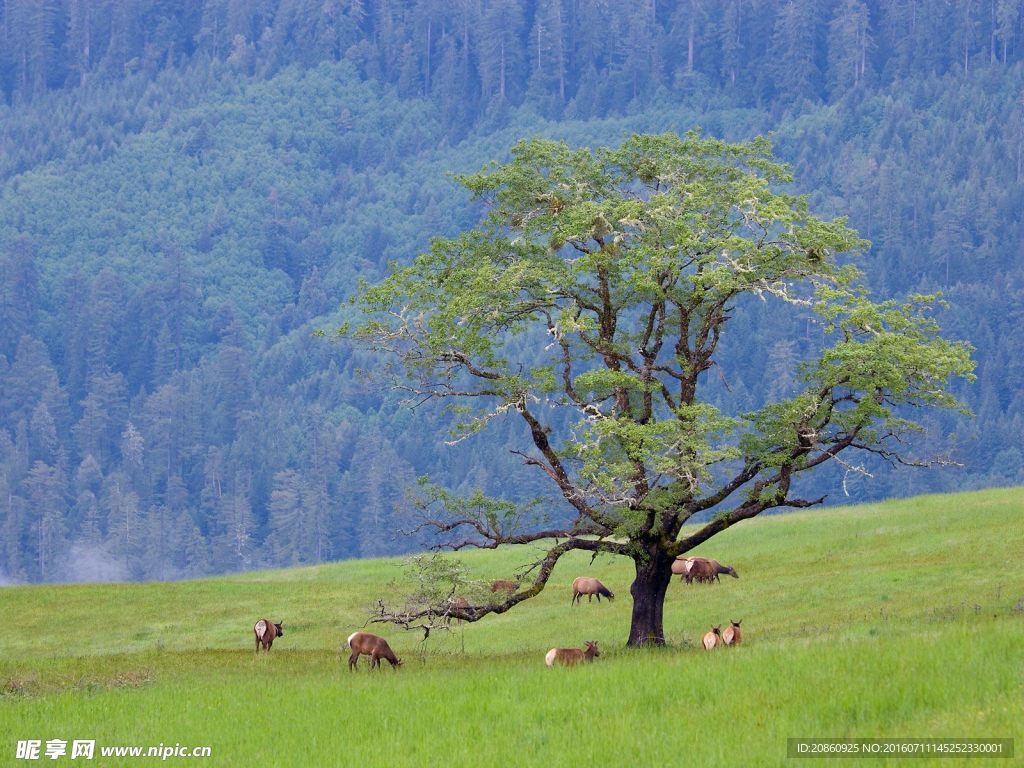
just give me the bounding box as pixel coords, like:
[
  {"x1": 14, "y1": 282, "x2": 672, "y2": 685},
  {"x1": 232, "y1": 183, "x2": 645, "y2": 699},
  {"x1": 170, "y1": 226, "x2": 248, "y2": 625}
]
[
  {"x1": 722, "y1": 619, "x2": 743, "y2": 646},
  {"x1": 445, "y1": 596, "x2": 473, "y2": 624},
  {"x1": 671, "y1": 557, "x2": 696, "y2": 582},
  {"x1": 702, "y1": 625, "x2": 722, "y2": 651},
  {"x1": 708, "y1": 559, "x2": 739, "y2": 581},
  {"x1": 253, "y1": 619, "x2": 284, "y2": 653},
  {"x1": 490, "y1": 579, "x2": 518, "y2": 593},
  {"x1": 684, "y1": 557, "x2": 739, "y2": 583},
  {"x1": 571, "y1": 576, "x2": 614, "y2": 605},
  {"x1": 347, "y1": 631, "x2": 402, "y2": 670},
  {"x1": 545, "y1": 641, "x2": 600, "y2": 667},
  {"x1": 686, "y1": 558, "x2": 717, "y2": 584}
]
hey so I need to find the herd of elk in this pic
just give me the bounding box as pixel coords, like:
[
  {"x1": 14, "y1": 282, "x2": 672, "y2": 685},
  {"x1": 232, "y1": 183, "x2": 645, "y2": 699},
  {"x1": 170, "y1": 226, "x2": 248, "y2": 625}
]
[
  {"x1": 252, "y1": 561, "x2": 743, "y2": 667},
  {"x1": 674, "y1": 556, "x2": 739, "y2": 583}
]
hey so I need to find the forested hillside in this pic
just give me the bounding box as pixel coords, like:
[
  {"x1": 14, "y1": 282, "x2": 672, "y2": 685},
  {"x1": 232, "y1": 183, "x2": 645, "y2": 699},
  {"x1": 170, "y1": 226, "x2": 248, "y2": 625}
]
[{"x1": 1, "y1": 0, "x2": 1021, "y2": 583}]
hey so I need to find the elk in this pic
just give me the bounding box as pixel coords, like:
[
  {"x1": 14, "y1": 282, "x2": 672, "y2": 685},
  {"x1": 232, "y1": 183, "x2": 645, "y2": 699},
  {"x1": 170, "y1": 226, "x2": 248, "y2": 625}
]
[
  {"x1": 253, "y1": 619, "x2": 284, "y2": 653},
  {"x1": 445, "y1": 596, "x2": 473, "y2": 624},
  {"x1": 702, "y1": 625, "x2": 722, "y2": 651},
  {"x1": 571, "y1": 576, "x2": 614, "y2": 605},
  {"x1": 545, "y1": 641, "x2": 600, "y2": 667},
  {"x1": 346, "y1": 631, "x2": 402, "y2": 670},
  {"x1": 708, "y1": 559, "x2": 739, "y2": 581},
  {"x1": 723, "y1": 619, "x2": 743, "y2": 646},
  {"x1": 671, "y1": 557, "x2": 696, "y2": 582},
  {"x1": 684, "y1": 557, "x2": 739, "y2": 584},
  {"x1": 686, "y1": 558, "x2": 716, "y2": 584},
  {"x1": 490, "y1": 579, "x2": 518, "y2": 593}
]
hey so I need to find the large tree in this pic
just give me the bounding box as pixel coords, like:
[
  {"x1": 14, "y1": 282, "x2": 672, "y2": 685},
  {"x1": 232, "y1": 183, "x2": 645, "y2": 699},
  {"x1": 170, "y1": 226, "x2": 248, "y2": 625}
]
[{"x1": 346, "y1": 132, "x2": 974, "y2": 646}]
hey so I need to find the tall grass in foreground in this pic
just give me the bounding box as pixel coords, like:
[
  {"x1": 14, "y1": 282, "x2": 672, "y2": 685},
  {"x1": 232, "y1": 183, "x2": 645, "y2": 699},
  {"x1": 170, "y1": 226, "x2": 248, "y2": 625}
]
[
  {"x1": 1, "y1": 488, "x2": 1022, "y2": 767},
  {"x1": 2, "y1": 621, "x2": 1019, "y2": 767}
]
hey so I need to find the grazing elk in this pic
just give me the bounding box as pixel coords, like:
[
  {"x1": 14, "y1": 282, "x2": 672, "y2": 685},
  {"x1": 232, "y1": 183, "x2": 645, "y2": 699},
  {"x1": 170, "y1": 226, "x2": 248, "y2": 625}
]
[
  {"x1": 723, "y1": 619, "x2": 743, "y2": 646},
  {"x1": 684, "y1": 557, "x2": 739, "y2": 584},
  {"x1": 490, "y1": 579, "x2": 518, "y2": 593},
  {"x1": 253, "y1": 619, "x2": 284, "y2": 653},
  {"x1": 702, "y1": 625, "x2": 723, "y2": 651},
  {"x1": 571, "y1": 576, "x2": 615, "y2": 605},
  {"x1": 346, "y1": 631, "x2": 402, "y2": 671},
  {"x1": 671, "y1": 557, "x2": 696, "y2": 582},
  {"x1": 545, "y1": 641, "x2": 600, "y2": 667}
]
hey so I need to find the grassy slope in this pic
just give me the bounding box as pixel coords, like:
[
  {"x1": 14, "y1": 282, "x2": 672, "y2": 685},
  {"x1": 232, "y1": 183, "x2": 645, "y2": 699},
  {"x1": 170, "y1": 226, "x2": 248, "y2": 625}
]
[{"x1": 1, "y1": 488, "x2": 1022, "y2": 767}]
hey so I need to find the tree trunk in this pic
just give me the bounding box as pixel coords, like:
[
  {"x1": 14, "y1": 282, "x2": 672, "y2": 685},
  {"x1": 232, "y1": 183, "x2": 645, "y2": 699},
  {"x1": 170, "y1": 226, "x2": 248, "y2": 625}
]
[{"x1": 627, "y1": 548, "x2": 674, "y2": 646}]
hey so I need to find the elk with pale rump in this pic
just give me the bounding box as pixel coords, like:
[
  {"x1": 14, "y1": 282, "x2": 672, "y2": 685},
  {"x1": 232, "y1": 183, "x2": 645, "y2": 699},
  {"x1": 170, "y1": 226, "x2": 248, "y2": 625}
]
[
  {"x1": 253, "y1": 619, "x2": 284, "y2": 653},
  {"x1": 702, "y1": 625, "x2": 722, "y2": 650},
  {"x1": 571, "y1": 576, "x2": 614, "y2": 605},
  {"x1": 684, "y1": 557, "x2": 739, "y2": 583},
  {"x1": 545, "y1": 641, "x2": 600, "y2": 667},
  {"x1": 722, "y1": 619, "x2": 742, "y2": 646},
  {"x1": 671, "y1": 557, "x2": 696, "y2": 582},
  {"x1": 346, "y1": 631, "x2": 402, "y2": 670}
]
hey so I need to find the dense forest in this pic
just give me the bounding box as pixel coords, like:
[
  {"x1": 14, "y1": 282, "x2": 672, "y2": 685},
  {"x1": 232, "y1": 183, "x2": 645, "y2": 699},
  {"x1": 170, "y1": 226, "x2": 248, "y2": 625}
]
[{"x1": 1, "y1": 0, "x2": 1022, "y2": 583}]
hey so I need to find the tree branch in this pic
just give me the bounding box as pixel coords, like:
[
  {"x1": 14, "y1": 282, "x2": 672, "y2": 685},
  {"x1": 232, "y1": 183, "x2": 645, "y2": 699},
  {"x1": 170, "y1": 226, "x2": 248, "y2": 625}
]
[{"x1": 371, "y1": 536, "x2": 627, "y2": 628}]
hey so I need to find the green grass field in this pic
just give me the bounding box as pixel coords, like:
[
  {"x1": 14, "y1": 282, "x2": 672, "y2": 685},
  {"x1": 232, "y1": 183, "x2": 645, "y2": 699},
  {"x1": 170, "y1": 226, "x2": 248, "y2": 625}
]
[{"x1": 1, "y1": 488, "x2": 1022, "y2": 767}]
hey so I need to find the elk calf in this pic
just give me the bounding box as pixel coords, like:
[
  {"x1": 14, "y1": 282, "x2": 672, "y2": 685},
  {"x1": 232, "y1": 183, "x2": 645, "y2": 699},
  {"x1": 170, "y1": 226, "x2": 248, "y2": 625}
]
[
  {"x1": 722, "y1": 619, "x2": 742, "y2": 646},
  {"x1": 702, "y1": 625, "x2": 722, "y2": 651},
  {"x1": 545, "y1": 641, "x2": 600, "y2": 667},
  {"x1": 254, "y1": 619, "x2": 284, "y2": 653},
  {"x1": 347, "y1": 631, "x2": 402, "y2": 670}
]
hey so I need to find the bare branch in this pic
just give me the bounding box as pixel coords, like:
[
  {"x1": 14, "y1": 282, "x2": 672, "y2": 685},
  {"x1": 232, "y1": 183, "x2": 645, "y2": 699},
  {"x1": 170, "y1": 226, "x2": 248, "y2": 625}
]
[
  {"x1": 516, "y1": 401, "x2": 603, "y2": 522},
  {"x1": 371, "y1": 537, "x2": 628, "y2": 629}
]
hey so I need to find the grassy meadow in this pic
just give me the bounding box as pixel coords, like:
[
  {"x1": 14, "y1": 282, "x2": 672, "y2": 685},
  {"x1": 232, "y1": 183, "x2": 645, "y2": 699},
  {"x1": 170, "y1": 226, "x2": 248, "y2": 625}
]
[{"x1": 1, "y1": 488, "x2": 1022, "y2": 766}]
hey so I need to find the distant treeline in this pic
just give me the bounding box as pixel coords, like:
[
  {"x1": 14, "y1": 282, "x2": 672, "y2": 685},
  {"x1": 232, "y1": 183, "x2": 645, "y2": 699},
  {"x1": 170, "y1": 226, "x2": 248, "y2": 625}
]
[
  {"x1": 3, "y1": 1, "x2": 1024, "y2": 121},
  {"x1": 0, "y1": 1, "x2": 1021, "y2": 584}
]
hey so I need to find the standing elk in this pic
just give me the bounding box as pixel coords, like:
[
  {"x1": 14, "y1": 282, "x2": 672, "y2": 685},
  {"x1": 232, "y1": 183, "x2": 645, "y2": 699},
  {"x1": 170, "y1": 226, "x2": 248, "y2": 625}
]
[
  {"x1": 346, "y1": 631, "x2": 402, "y2": 670},
  {"x1": 445, "y1": 596, "x2": 474, "y2": 624},
  {"x1": 684, "y1": 557, "x2": 739, "y2": 583},
  {"x1": 686, "y1": 558, "x2": 717, "y2": 584},
  {"x1": 253, "y1": 619, "x2": 284, "y2": 653},
  {"x1": 545, "y1": 641, "x2": 600, "y2": 667},
  {"x1": 571, "y1": 576, "x2": 615, "y2": 605},
  {"x1": 671, "y1": 557, "x2": 696, "y2": 582},
  {"x1": 723, "y1": 619, "x2": 743, "y2": 646},
  {"x1": 702, "y1": 625, "x2": 723, "y2": 651}
]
